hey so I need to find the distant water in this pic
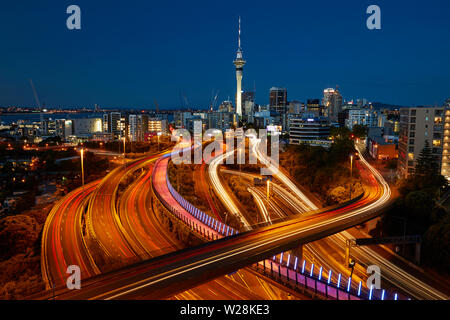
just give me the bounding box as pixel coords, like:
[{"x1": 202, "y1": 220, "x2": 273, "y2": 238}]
[
  {"x1": 0, "y1": 112, "x2": 104, "y2": 125},
  {"x1": 0, "y1": 112, "x2": 173, "y2": 125}
]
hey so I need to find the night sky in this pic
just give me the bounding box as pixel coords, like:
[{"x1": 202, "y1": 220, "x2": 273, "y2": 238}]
[{"x1": 1, "y1": 0, "x2": 449, "y2": 109}]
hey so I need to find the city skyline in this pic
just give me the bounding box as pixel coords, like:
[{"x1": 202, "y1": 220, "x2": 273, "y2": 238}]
[
  {"x1": 1, "y1": 1, "x2": 450, "y2": 109},
  {"x1": 1, "y1": 1, "x2": 450, "y2": 305}
]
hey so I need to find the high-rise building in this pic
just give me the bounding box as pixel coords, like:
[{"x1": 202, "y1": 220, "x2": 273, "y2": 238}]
[
  {"x1": 218, "y1": 101, "x2": 234, "y2": 113},
  {"x1": 102, "y1": 114, "x2": 109, "y2": 132},
  {"x1": 207, "y1": 111, "x2": 233, "y2": 132},
  {"x1": 442, "y1": 99, "x2": 450, "y2": 180},
  {"x1": 233, "y1": 17, "x2": 246, "y2": 117},
  {"x1": 148, "y1": 118, "x2": 168, "y2": 134},
  {"x1": 137, "y1": 114, "x2": 149, "y2": 141},
  {"x1": 103, "y1": 112, "x2": 122, "y2": 138},
  {"x1": 73, "y1": 118, "x2": 102, "y2": 136},
  {"x1": 287, "y1": 100, "x2": 303, "y2": 114},
  {"x1": 242, "y1": 91, "x2": 255, "y2": 104},
  {"x1": 128, "y1": 114, "x2": 138, "y2": 142},
  {"x1": 289, "y1": 115, "x2": 331, "y2": 147},
  {"x1": 174, "y1": 112, "x2": 192, "y2": 128},
  {"x1": 345, "y1": 108, "x2": 379, "y2": 130},
  {"x1": 397, "y1": 107, "x2": 444, "y2": 178},
  {"x1": 269, "y1": 87, "x2": 287, "y2": 114},
  {"x1": 306, "y1": 99, "x2": 322, "y2": 116},
  {"x1": 241, "y1": 91, "x2": 255, "y2": 117},
  {"x1": 322, "y1": 88, "x2": 343, "y2": 122},
  {"x1": 55, "y1": 119, "x2": 73, "y2": 140}
]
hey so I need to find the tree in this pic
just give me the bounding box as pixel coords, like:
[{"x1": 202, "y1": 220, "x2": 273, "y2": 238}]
[
  {"x1": 404, "y1": 191, "x2": 433, "y2": 232},
  {"x1": 423, "y1": 214, "x2": 450, "y2": 272},
  {"x1": 0, "y1": 215, "x2": 40, "y2": 261},
  {"x1": 352, "y1": 124, "x2": 368, "y2": 139},
  {"x1": 330, "y1": 126, "x2": 351, "y2": 140},
  {"x1": 415, "y1": 140, "x2": 439, "y2": 176},
  {"x1": 329, "y1": 186, "x2": 347, "y2": 203}
]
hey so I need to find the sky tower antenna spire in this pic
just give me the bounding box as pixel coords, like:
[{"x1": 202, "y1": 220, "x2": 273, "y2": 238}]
[{"x1": 238, "y1": 16, "x2": 241, "y2": 50}]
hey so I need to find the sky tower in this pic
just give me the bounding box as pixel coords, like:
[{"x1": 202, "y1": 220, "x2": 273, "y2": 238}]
[{"x1": 233, "y1": 17, "x2": 246, "y2": 117}]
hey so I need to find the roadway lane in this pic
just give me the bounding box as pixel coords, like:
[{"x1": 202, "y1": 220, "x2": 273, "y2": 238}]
[
  {"x1": 41, "y1": 181, "x2": 100, "y2": 288},
  {"x1": 86, "y1": 154, "x2": 165, "y2": 268},
  {"x1": 40, "y1": 174, "x2": 390, "y2": 300},
  {"x1": 152, "y1": 155, "x2": 221, "y2": 238}
]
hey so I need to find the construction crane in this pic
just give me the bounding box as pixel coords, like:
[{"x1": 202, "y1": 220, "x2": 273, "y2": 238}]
[
  {"x1": 210, "y1": 90, "x2": 220, "y2": 111},
  {"x1": 154, "y1": 100, "x2": 160, "y2": 114},
  {"x1": 178, "y1": 92, "x2": 191, "y2": 111},
  {"x1": 182, "y1": 94, "x2": 191, "y2": 111},
  {"x1": 29, "y1": 79, "x2": 44, "y2": 133}
]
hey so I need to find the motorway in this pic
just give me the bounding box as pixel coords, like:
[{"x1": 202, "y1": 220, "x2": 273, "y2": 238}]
[
  {"x1": 41, "y1": 181, "x2": 100, "y2": 288},
  {"x1": 250, "y1": 139, "x2": 449, "y2": 300},
  {"x1": 39, "y1": 136, "x2": 447, "y2": 300},
  {"x1": 39, "y1": 154, "x2": 391, "y2": 300},
  {"x1": 41, "y1": 145, "x2": 299, "y2": 300}
]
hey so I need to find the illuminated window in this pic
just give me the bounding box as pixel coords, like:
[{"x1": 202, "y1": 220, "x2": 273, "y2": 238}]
[{"x1": 433, "y1": 140, "x2": 441, "y2": 147}]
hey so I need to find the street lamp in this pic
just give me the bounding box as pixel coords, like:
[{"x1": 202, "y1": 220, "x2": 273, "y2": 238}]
[
  {"x1": 267, "y1": 179, "x2": 270, "y2": 201},
  {"x1": 349, "y1": 154, "x2": 354, "y2": 199},
  {"x1": 122, "y1": 136, "x2": 127, "y2": 167},
  {"x1": 123, "y1": 136, "x2": 126, "y2": 157},
  {"x1": 348, "y1": 259, "x2": 356, "y2": 278},
  {"x1": 157, "y1": 132, "x2": 161, "y2": 151},
  {"x1": 80, "y1": 148, "x2": 85, "y2": 194}
]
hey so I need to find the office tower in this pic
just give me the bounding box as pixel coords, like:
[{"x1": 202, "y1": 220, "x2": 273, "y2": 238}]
[
  {"x1": 128, "y1": 114, "x2": 137, "y2": 142},
  {"x1": 207, "y1": 111, "x2": 233, "y2": 132},
  {"x1": 287, "y1": 100, "x2": 303, "y2": 114},
  {"x1": 102, "y1": 114, "x2": 109, "y2": 132},
  {"x1": 306, "y1": 99, "x2": 322, "y2": 116},
  {"x1": 73, "y1": 118, "x2": 102, "y2": 136},
  {"x1": 55, "y1": 119, "x2": 72, "y2": 140},
  {"x1": 345, "y1": 108, "x2": 379, "y2": 130},
  {"x1": 269, "y1": 87, "x2": 287, "y2": 114},
  {"x1": 289, "y1": 115, "x2": 331, "y2": 147},
  {"x1": 103, "y1": 112, "x2": 122, "y2": 138},
  {"x1": 218, "y1": 101, "x2": 234, "y2": 113},
  {"x1": 137, "y1": 114, "x2": 149, "y2": 141},
  {"x1": 322, "y1": 88, "x2": 343, "y2": 122}
]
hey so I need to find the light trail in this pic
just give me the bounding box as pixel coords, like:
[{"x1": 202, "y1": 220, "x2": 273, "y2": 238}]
[
  {"x1": 208, "y1": 145, "x2": 252, "y2": 230},
  {"x1": 250, "y1": 137, "x2": 318, "y2": 210},
  {"x1": 247, "y1": 187, "x2": 271, "y2": 224}
]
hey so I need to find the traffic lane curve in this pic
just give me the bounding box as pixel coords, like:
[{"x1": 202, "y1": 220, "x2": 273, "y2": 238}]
[
  {"x1": 87, "y1": 153, "x2": 165, "y2": 261},
  {"x1": 39, "y1": 186, "x2": 390, "y2": 300},
  {"x1": 152, "y1": 156, "x2": 222, "y2": 238},
  {"x1": 41, "y1": 181, "x2": 99, "y2": 288}
]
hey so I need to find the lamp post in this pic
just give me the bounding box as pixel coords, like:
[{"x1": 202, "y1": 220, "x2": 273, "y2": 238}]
[
  {"x1": 157, "y1": 132, "x2": 161, "y2": 151},
  {"x1": 350, "y1": 154, "x2": 354, "y2": 199},
  {"x1": 80, "y1": 148, "x2": 85, "y2": 194},
  {"x1": 122, "y1": 136, "x2": 126, "y2": 167},
  {"x1": 349, "y1": 259, "x2": 356, "y2": 278}
]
